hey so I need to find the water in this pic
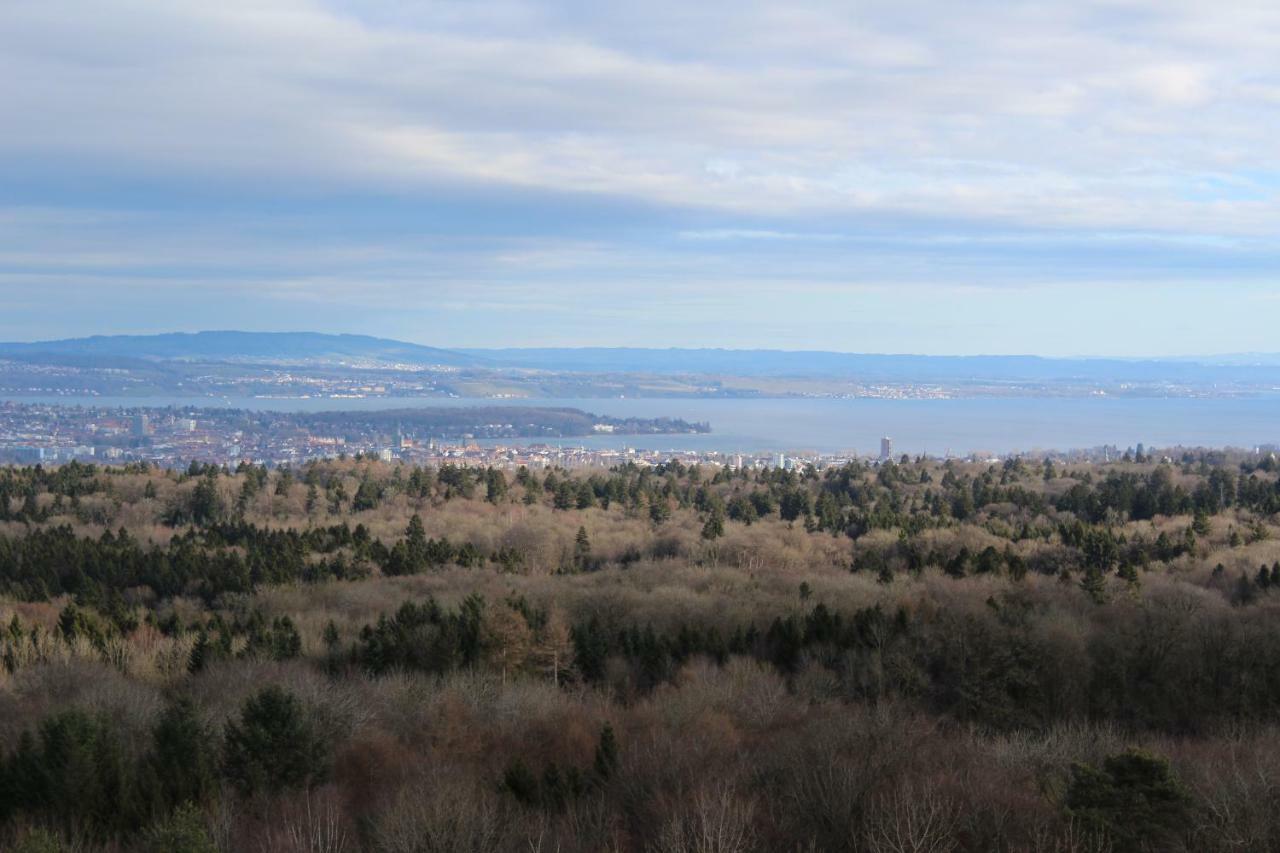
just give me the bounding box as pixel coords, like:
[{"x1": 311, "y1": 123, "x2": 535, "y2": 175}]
[{"x1": 9, "y1": 394, "x2": 1280, "y2": 455}]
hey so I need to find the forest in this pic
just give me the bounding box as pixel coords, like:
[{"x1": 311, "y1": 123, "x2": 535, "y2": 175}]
[{"x1": 2, "y1": 450, "x2": 1280, "y2": 851}]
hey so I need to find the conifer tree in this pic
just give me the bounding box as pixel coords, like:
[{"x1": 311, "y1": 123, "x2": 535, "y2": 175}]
[
  {"x1": 222, "y1": 686, "x2": 328, "y2": 797},
  {"x1": 1080, "y1": 566, "x2": 1108, "y2": 604},
  {"x1": 593, "y1": 722, "x2": 619, "y2": 780},
  {"x1": 574, "y1": 526, "x2": 591, "y2": 570},
  {"x1": 187, "y1": 631, "x2": 210, "y2": 674},
  {"x1": 142, "y1": 697, "x2": 217, "y2": 814}
]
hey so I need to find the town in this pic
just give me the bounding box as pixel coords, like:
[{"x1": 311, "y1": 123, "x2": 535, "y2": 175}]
[
  {"x1": 0, "y1": 400, "x2": 1210, "y2": 472},
  {"x1": 0, "y1": 401, "x2": 716, "y2": 469}
]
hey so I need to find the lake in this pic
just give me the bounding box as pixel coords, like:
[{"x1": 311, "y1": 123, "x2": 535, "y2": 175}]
[{"x1": 9, "y1": 394, "x2": 1280, "y2": 455}]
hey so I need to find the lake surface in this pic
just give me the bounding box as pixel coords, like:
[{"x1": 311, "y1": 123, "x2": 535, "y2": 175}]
[{"x1": 9, "y1": 394, "x2": 1280, "y2": 455}]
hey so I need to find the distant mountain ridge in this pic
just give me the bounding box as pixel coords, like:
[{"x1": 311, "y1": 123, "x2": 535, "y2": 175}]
[
  {"x1": 3, "y1": 332, "x2": 1280, "y2": 384},
  {"x1": 0, "y1": 331, "x2": 483, "y2": 367},
  {"x1": 462, "y1": 347, "x2": 1280, "y2": 384}
]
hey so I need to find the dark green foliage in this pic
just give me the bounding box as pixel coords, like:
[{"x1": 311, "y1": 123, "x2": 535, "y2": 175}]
[
  {"x1": 242, "y1": 613, "x2": 302, "y2": 660},
  {"x1": 356, "y1": 595, "x2": 486, "y2": 675},
  {"x1": 382, "y1": 515, "x2": 482, "y2": 575},
  {"x1": 572, "y1": 616, "x2": 611, "y2": 683},
  {"x1": 700, "y1": 507, "x2": 725, "y2": 540},
  {"x1": 778, "y1": 489, "x2": 811, "y2": 522},
  {"x1": 1064, "y1": 749, "x2": 1191, "y2": 852},
  {"x1": 593, "y1": 723, "x2": 619, "y2": 780},
  {"x1": 503, "y1": 758, "x2": 586, "y2": 811},
  {"x1": 187, "y1": 630, "x2": 210, "y2": 674},
  {"x1": 141, "y1": 802, "x2": 217, "y2": 853},
  {"x1": 503, "y1": 758, "x2": 539, "y2": 805},
  {"x1": 0, "y1": 709, "x2": 139, "y2": 837},
  {"x1": 574, "y1": 526, "x2": 592, "y2": 570},
  {"x1": 222, "y1": 686, "x2": 328, "y2": 797},
  {"x1": 1079, "y1": 566, "x2": 1108, "y2": 604},
  {"x1": 141, "y1": 697, "x2": 218, "y2": 815},
  {"x1": 352, "y1": 476, "x2": 382, "y2": 511}
]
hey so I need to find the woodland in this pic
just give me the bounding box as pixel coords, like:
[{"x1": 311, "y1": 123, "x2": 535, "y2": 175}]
[{"x1": 2, "y1": 450, "x2": 1280, "y2": 851}]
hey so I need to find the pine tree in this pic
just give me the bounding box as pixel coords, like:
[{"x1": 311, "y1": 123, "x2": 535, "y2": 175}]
[
  {"x1": 1233, "y1": 572, "x2": 1257, "y2": 607},
  {"x1": 352, "y1": 477, "x2": 381, "y2": 512},
  {"x1": 700, "y1": 508, "x2": 725, "y2": 541},
  {"x1": 187, "y1": 631, "x2": 210, "y2": 674},
  {"x1": 222, "y1": 686, "x2": 328, "y2": 796},
  {"x1": 141, "y1": 802, "x2": 217, "y2": 853},
  {"x1": 649, "y1": 497, "x2": 671, "y2": 525},
  {"x1": 1080, "y1": 566, "x2": 1108, "y2": 604},
  {"x1": 1192, "y1": 510, "x2": 1211, "y2": 537},
  {"x1": 142, "y1": 697, "x2": 217, "y2": 813},
  {"x1": 1118, "y1": 562, "x2": 1140, "y2": 588},
  {"x1": 1065, "y1": 749, "x2": 1190, "y2": 852},
  {"x1": 1255, "y1": 564, "x2": 1271, "y2": 591},
  {"x1": 485, "y1": 469, "x2": 507, "y2": 504},
  {"x1": 574, "y1": 526, "x2": 592, "y2": 570},
  {"x1": 593, "y1": 722, "x2": 619, "y2": 780},
  {"x1": 572, "y1": 617, "x2": 610, "y2": 683}
]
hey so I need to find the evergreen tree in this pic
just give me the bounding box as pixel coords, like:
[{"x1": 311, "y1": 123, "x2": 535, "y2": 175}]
[
  {"x1": 700, "y1": 508, "x2": 725, "y2": 541},
  {"x1": 1079, "y1": 566, "x2": 1108, "y2": 604},
  {"x1": 574, "y1": 526, "x2": 592, "y2": 570},
  {"x1": 485, "y1": 469, "x2": 507, "y2": 504},
  {"x1": 142, "y1": 697, "x2": 217, "y2": 814},
  {"x1": 1192, "y1": 509, "x2": 1212, "y2": 537},
  {"x1": 187, "y1": 631, "x2": 210, "y2": 674},
  {"x1": 352, "y1": 477, "x2": 381, "y2": 512},
  {"x1": 222, "y1": 686, "x2": 328, "y2": 797},
  {"x1": 1232, "y1": 572, "x2": 1258, "y2": 606},
  {"x1": 141, "y1": 802, "x2": 217, "y2": 853},
  {"x1": 1065, "y1": 749, "x2": 1191, "y2": 852},
  {"x1": 648, "y1": 497, "x2": 671, "y2": 525},
  {"x1": 593, "y1": 722, "x2": 619, "y2": 780}
]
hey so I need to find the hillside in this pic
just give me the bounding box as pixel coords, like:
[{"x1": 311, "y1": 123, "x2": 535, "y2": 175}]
[
  {"x1": 0, "y1": 331, "x2": 483, "y2": 367},
  {"x1": 1, "y1": 452, "x2": 1279, "y2": 850}
]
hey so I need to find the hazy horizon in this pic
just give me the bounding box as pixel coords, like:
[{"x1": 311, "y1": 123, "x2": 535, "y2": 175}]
[{"x1": 3, "y1": 328, "x2": 1280, "y2": 363}]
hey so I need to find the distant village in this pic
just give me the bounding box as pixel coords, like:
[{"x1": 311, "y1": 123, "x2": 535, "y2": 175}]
[{"x1": 0, "y1": 400, "x2": 1225, "y2": 472}]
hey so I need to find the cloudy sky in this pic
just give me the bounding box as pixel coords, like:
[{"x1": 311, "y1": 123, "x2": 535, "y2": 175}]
[{"x1": 2, "y1": 0, "x2": 1278, "y2": 355}]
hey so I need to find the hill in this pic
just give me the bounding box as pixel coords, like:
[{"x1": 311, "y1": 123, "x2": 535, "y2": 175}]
[
  {"x1": 0, "y1": 331, "x2": 483, "y2": 367},
  {"x1": 461, "y1": 346, "x2": 1280, "y2": 383}
]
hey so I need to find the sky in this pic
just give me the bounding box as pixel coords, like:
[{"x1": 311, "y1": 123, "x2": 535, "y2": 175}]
[{"x1": 2, "y1": 0, "x2": 1279, "y2": 356}]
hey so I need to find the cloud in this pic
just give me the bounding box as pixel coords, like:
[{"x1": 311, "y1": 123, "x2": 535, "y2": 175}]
[
  {"x1": 3, "y1": 0, "x2": 1279, "y2": 227},
  {"x1": 2, "y1": 0, "x2": 1280, "y2": 353}
]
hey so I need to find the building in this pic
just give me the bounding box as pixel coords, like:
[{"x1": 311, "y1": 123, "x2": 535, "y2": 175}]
[
  {"x1": 880, "y1": 436, "x2": 893, "y2": 461},
  {"x1": 11, "y1": 446, "x2": 45, "y2": 463},
  {"x1": 132, "y1": 414, "x2": 152, "y2": 438}
]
